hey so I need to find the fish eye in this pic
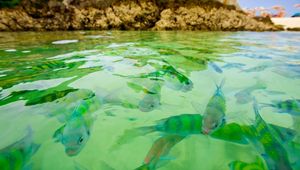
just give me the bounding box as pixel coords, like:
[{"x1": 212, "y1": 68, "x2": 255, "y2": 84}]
[{"x1": 78, "y1": 136, "x2": 84, "y2": 144}]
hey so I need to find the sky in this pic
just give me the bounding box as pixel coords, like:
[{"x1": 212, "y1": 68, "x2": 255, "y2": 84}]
[{"x1": 239, "y1": 0, "x2": 300, "y2": 16}]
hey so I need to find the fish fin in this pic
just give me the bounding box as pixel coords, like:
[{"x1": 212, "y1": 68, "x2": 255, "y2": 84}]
[
  {"x1": 22, "y1": 164, "x2": 33, "y2": 170},
  {"x1": 144, "y1": 135, "x2": 184, "y2": 170},
  {"x1": 102, "y1": 88, "x2": 124, "y2": 104},
  {"x1": 264, "y1": 90, "x2": 285, "y2": 96},
  {"x1": 269, "y1": 124, "x2": 296, "y2": 143},
  {"x1": 99, "y1": 161, "x2": 115, "y2": 170},
  {"x1": 154, "y1": 160, "x2": 171, "y2": 170},
  {"x1": 110, "y1": 126, "x2": 155, "y2": 151},
  {"x1": 159, "y1": 156, "x2": 176, "y2": 161},
  {"x1": 261, "y1": 153, "x2": 276, "y2": 169},
  {"x1": 256, "y1": 156, "x2": 265, "y2": 167},
  {"x1": 82, "y1": 92, "x2": 95, "y2": 100},
  {"x1": 211, "y1": 122, "x2": 249, "y2": 145},
  {"x1": 112, "y1": 73, "x2": 131, "y2": 78},
  {"x1": 161, "y1": 59, "x2": 171, "y2": 66},
  {"x1": 119, "y1": 101, "x2": 139, "y2": 109},
  {"x1": 74, "y1": 161, "x2": 89, "y2": 170},
  {"x1": 209, "y1": 62, "x2": 223, "y2": 73},
  {"x1": 53, "y1": 124, "x2": 66, "y2": 142},
  {"x1": 259, "y1": 102, "x2": 276, "y2": 108},
  {"x1": 127, "y1": 82, "x2": 145, "y2": 93},
  {"x1": 104, "y1": 111, "x2": 116, "y2": 117},
  {"x1": 215, "y1": 78, "x2": 225, "y2": 94},
  {"x1": 191, "y1": 101, "x2": 204, "y2": 113},
  {"x1": 253, "y1": 78, "x2": 267, "y2": 90},
  {"x1": 30, "y1": 143, "x2": 41, "y2": 156},
  {"x1": 221, "y1": 117, "x2": 226, "y2": 126},
  {"x1": 103, "y1": 65, "x2": 114, "y2": 72},
  {"x1": 253, "y1": 98, "x2": 263, "y2": 121},
  {"x1": 135, "y1": 164, "x2": 152, "y2": 170},
  {"x1": 4, "y1": 126, "x2": 34, "y2": 151}
]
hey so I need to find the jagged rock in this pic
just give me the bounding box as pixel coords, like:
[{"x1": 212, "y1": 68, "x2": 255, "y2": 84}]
[
  {"x1": 0, "y1": 0, "x2": 283, "y2": 31},
  {"x1": 287, "y1": 27, "x2": 300, "y2": 31}
]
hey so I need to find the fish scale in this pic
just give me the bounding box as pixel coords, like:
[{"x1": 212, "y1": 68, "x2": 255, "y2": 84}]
[
  {"x1": 249, "y1": 102, "x2": 293, "y2": 170},
  {"x1": 0, "y1": 128, "x2": 40, "y2": 170},
  {"x1": 229, "y1": 157, "x2": 267, "y2": 170},
  {"x1": 156, "y1": 114, "x2": 202, "y2": 135}
]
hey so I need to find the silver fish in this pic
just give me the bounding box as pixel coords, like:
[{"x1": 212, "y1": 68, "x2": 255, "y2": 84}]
[{"x1": 202, "y1": 80, "x2": 226, "y2": 134}]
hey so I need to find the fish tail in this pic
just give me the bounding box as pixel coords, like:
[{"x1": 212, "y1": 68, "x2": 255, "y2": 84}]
[
  {"x1": 135, "y1": 164, "x2": 152, "y2": 170},
  {"x1": 253, "y1": 98, "x2": 261, "y2": 119},
  {"x1": 259, "y1": 102, "x2": 276, "y2": 108},
  {"x1": 110, "y1": 126, "x2": 155, "y2": 151},
  {"x1": 25, "y1": 126, "x2": 33, "y2": 139},
  {"x1": 215, "y1": 78, "x2": 225, "y2": 94},
  {"x1": 254, "y1": 79, "x2": 267, "y2": 90},
  {"x1": 113, "y1": 73, "x2": 148, "y2": 79},
  {"x1": 209, "y1": 62, "x2": 223, "y2": 73},
  {"x1": 161, "y1": 59, "x2": 170, "y2": 65},
  {"x1": 112, "y1": 73, "x2": 131, "y2": 78}
]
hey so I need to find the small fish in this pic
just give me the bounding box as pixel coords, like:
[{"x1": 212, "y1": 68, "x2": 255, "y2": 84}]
[
  {"x1": 53, "y1": 96, "x2": 100, "y2": 156},
  {"x1": 272, "y1": 69, "x2": 300, "y2": 79},
  {"x1": 136, "y1": 135, "x2": 184, "y2": 170},
  {"x1": 30, "y1": 60, "x2": 67, "y2": 71},
  {"x1": 113, "y1": 111, "x2": 295, "y2": 168},
  {"x1": 209, "y1": 62, "x2": 223, "y2": 73},
  {"x1": 272, "y1": 63, "x2": 300, "y2": 79},
  {"x1": 111, "y1": 114, "x2": 202, "y2": 150},
  {"x1": 235, "y1": 80, "x2": 267, "y2": 104},
  {"x1": 264, "y1": 90, "x2": 285, "y2": 96},
  {"x1": 242, "y1": 53, "x2": 272, "y2": 60},
  {"x1": 0, "y1": 127, "x2": 40, "y2": 170},
  {"x1": 222, "y1": 63, "x2": 246, "y2": 70},
  {"x1": 242, "y1": 64, "x2": 270, "y2": 73},
  {"x1": 114, "y1": 61, "x2": 193, "y2": 92},
  {"x1": 228, "y1": 157, "x2": 267, "y2": 170},
  {"x1": 138, "y1": 82, "x2": 162, "y2": 112},
  {"x1": 260, "y1": 99, "x2": 300, "y2": 116},
  {"x1": 25, "y1": 89, "x2": 78, "y2": 106},
  {"x1": 202, "y1": 80, "x2": 226, "y2": 134},
  {"x1": 285, "y1": 64, "x2": 300, "y2": 73},
  {"x1": 246, "y1": 99, "x2": 293, "y2": 170},
  {"x1": 155, "y1": 114, "x2": 203, "y2": 136},
  {"x1": 161, "y1": 63, "x2": 193, "y2": 92}
]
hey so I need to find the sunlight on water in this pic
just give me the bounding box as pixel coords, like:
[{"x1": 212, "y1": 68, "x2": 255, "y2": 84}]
[{"x1": 0, "y1": 31, "x2": 299, "y2": 170}]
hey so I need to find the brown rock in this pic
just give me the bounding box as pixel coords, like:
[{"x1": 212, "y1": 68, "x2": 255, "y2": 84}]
[{"x1": 0, "y1": 0, "x2": 283, "y2": 31}]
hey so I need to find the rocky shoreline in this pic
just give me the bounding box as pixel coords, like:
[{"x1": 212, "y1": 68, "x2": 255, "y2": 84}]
[{"x1": 0, "y1": 0, "x2": 283, "y2": 31}]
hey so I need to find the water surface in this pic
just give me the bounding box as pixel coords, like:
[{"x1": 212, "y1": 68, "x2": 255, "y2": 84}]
[{"x1": 0, "y1": 31, "x2": 299, "y2": 170}]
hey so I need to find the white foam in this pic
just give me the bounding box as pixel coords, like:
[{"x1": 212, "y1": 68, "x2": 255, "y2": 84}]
[
  {"x1": 52, "y1": 40, "x2": 79, "y2": 45},
  {"x1": 5, "y1": 49, "x2": 17, "y2": 52},
  {"x1": 107, "y1": 43, "x2": 136, "y2": 48},
  {"x1": 85, "y1": 35, "x2": 113, "y2": 39}
]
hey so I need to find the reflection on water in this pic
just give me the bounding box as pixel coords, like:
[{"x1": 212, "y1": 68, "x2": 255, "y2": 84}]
[{"x1": 0, "y1": 31, "x2": 300, "y2": 170}]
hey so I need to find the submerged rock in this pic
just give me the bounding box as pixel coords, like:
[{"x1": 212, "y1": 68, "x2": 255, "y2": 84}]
[{"x1": 0, "y1": 0, "x2": 283, "y2": 31}]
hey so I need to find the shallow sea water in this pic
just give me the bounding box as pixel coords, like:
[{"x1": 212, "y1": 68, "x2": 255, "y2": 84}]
[{"x1": 0, "y1": 31, "x2": 299, "y2": 170}]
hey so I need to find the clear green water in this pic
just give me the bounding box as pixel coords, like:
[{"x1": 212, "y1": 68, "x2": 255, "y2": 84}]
[{"x1": 0, "y1": 31, "x2": 299, "y2": 170}]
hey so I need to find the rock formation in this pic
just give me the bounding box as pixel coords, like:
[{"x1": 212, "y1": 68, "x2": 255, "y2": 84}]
[{"x1": 0, "y1": 0, "x2": 283, "y2": 31}]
